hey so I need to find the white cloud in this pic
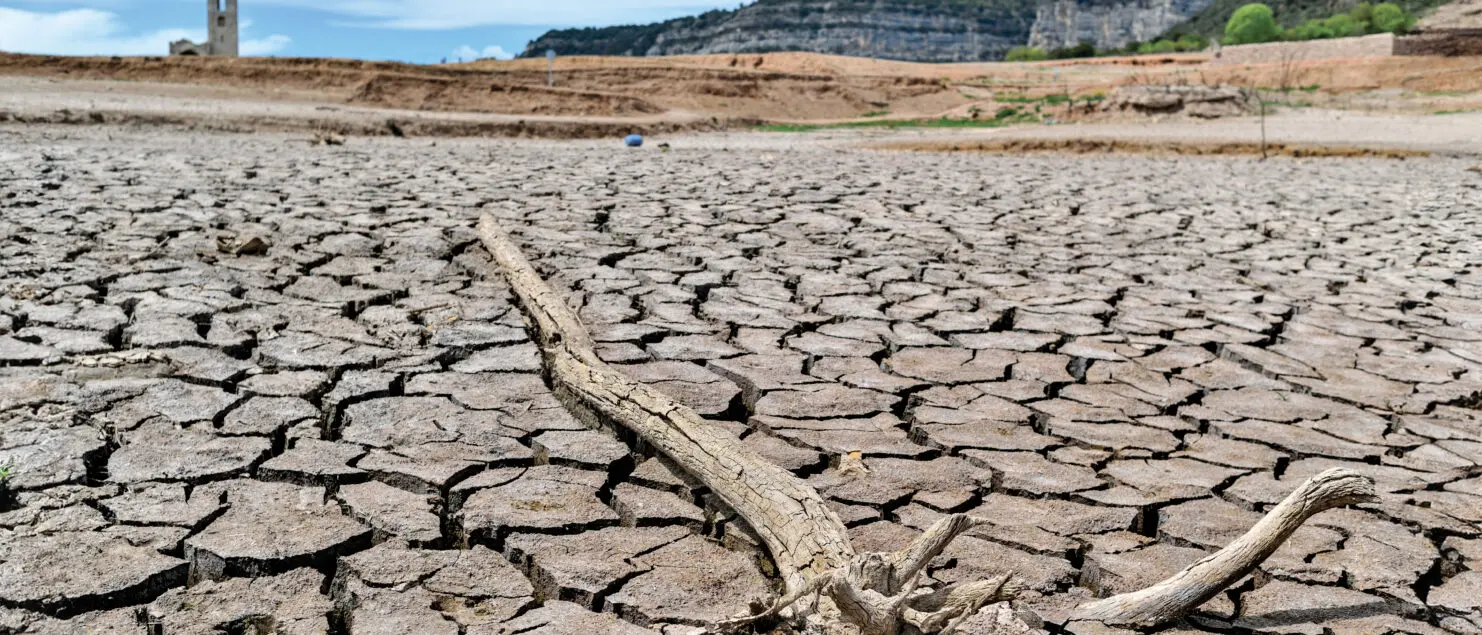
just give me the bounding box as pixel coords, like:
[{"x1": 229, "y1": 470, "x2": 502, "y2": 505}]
[
  {"x1": 242, "y1": 34, "x2": 291, "y2": 55},
  {"x1": 0, "y1": 7, "x2": 180, "y2": 55},
  {"x1": 0, "y1": 7, "x2": 291, "y2": 56},
  {"x1": 449, "y1": 44, "x2": 513, "y2": 61},
  {"x1": 234, "y1": 17, "x2": 292, "y2": 55},
  {"x1": 3, "y1": 1, "x2": 750, "y2": 32}
]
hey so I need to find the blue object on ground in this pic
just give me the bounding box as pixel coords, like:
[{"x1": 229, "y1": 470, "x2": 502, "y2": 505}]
[{"x1": 624, "y1": 134, "x2": 644, "y2": 147}]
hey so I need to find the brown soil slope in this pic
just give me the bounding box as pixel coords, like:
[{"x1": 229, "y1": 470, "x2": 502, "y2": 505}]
[
  {"x1": 0, "y1": 53, "x2": 960, "y2": 121},
  {"x1": 1, "y1": 49, "x2": 1478, "y2": 132}
]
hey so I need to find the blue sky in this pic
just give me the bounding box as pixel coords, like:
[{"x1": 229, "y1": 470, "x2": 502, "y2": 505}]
[{"x1": 0, "y1": 0, "x2": 743, "y2": 62}]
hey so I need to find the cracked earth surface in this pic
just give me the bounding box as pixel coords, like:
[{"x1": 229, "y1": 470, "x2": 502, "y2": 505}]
[{"x1": 0, "y1": 124, "x2": 1480, "y2": 635}]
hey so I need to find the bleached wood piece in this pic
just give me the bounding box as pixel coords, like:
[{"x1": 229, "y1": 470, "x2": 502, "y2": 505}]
[
  {"x1": 478, "y1": 214, "x2": 853, "y2": 593},
  {"x1": 1072, "y1": 467, "x2": 1379, "y2": 625}
]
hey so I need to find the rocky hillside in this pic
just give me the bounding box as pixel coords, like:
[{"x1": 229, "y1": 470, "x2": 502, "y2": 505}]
[
  {"x1": 523, "y1": 0, "x2": 1237, "y2": 61},
  {"x1": 1028, "y1": 0, "x2": 1216, "y2": 50},
  {"x1": 521, "y1": 0, "x2": 1463, "y2": 61},
  {"x1": 521, "y1": 0, "x2": 1039, "y2": 62},
  {"x1": 1417, "y1": 0, "x2": 1482, "y2": 28}
]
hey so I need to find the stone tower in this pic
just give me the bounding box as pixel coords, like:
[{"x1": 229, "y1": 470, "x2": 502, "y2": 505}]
[
  {"x1": 208, "y1": 0, "x2": 239, "y2": 57},
  {"x1": 168, "y1": 0, "x2": 239, "y2": 56}
]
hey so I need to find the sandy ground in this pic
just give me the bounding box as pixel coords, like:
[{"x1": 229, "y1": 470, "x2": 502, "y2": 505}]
[
  {"x1": 4, "y1": 50, "x2": 1481, "y2": 129},
  {"x1": 871, "y1": 109, "x2": 1482, "y2": 155},
  {"x1": 4, "y1": 75, "x2": 1479, "y2": 155}
]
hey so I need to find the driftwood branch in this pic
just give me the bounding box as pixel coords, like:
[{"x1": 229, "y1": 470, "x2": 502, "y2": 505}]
[
  {"x1": 478, "y1": 214, "x2": 1019, "y2": 633},
  {"x1": 1072, "y1": 467, "x2": 1379, "y2": 625},
  {"x1": 475, "y1": 213, "x2": 1380, "y2": 634},
  {"x1": 478, "y1": 214, "x2": 853, "y2": 594}
]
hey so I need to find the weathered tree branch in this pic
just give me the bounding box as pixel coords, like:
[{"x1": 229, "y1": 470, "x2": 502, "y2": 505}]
[
  {"x1": 480, "y1": 213, "x2": 1021, "y2": 633},
  {"x1": 478, "y1": 214, "x2": 853, "y2": 594},
  {"x1": 475, "y1": 213, "x2": 1381, "y2": 634},
  {"x1": 1071, "y1": 467, "x2": 1379, "y2": 626}
]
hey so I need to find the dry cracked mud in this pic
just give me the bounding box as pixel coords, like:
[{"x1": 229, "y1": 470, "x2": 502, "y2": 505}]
[{"x1": 0, "y1": 123, "x2": 1480, "y2": 634}]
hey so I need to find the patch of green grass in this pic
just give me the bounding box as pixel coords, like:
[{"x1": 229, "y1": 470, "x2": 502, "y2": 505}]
[
  {"x1": 995, "y1": 93, "x2": 1077, "y2": 105},
  {"x1": 1432, "y1": 109, "x2": 1475, "y2": 115},
  {"x1": 1299, "y1": 84, "x2": 1322, "y2": 92},
  {"x1": 0, "y1": 462, "x2": 10, "y2": 512},
  {"x1": 996, "y1": 94, "x2": 1042, "y2": 104},
  {"x1": 861, "y1": 110, "x2": 891, "y2": 118}
]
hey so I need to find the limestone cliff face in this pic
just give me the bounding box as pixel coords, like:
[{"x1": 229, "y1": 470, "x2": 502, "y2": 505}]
[
  {"x1": 523, "y1": 0, "x2": 1037, "y2": 63},
  {"x1": 521, "y1": 0, "x2": 1213, "y2": 62},
  {"x1": 1027, "y1": 0, "x2": 1215, "y2": 50},
  {"x1": 645, "y1": 0, "x2": 1036, "y2": 62}
]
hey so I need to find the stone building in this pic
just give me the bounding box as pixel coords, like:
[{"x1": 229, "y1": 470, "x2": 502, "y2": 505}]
[{"x1": 169, "y1": 0, "x2": 239, "y2": 57}]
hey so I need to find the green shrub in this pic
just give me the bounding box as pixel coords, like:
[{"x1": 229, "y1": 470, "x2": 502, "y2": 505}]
[
  {"x1": 1285, "y1": 19, "x2": 1335, "y2": 40},
  {"x1": 1049, "y1": 40, "x2": 1097, "y2": 59},
  {"x1": 1176, "y1": 34, "x2": 1208, "y2": 50},
  {"x1": 1225, "y1": 4, "x2": 1281, "y2": 44},
  {"x1": 1004, "y1": 46, "x2": 1049, "y2": 61},
  {"x1": 1136, "y1": 38, "x2": 1201, "y2": 54},
  {"x1": 1214, "y1": 0, "x2": 1414, "y2": 46},
  {"x1": 1323, "y1": 14, "x2": 1364, "y2": 36},
  {"x1": 1371, "y1": 3, "x2": 1416, "y2": 32}
]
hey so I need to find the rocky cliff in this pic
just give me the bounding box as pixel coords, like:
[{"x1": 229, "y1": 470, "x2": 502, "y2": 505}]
[
  {"x1": 522, "y1": 0, "x2": 1037, "y2": 62},
  {"x1": 1028, "y1": 0, "x2": 1214, "y2": 50},
  {"x1": 521, "y1": 0, "x2": 1226, "y2": 62}
]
